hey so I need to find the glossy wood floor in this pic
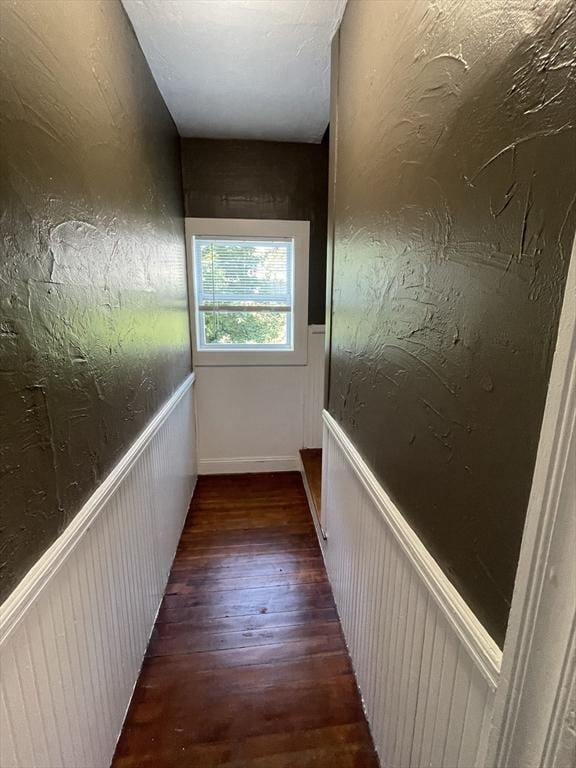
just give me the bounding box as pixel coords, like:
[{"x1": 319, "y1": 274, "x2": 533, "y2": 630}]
[{"x1": 113, "y1": 472, "x2": 378, "y2": 768}]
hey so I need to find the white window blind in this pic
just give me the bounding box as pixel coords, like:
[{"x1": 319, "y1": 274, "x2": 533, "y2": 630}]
[{"x1": 193, "y1": 236, "x2": 295, "y2": 349}]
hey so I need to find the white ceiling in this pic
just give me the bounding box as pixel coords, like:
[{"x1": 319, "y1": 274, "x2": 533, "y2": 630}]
[{"x1": 122, "y1": 0, "x2": 346, "y2": 143}]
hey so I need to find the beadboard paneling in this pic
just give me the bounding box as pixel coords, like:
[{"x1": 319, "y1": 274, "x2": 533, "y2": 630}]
[
  {"x1": 0, "y1": 375, "x2": 196, "y2": 768},
  {"x1": 321, "y1": 411, "x2": 502, "y2": 768}
]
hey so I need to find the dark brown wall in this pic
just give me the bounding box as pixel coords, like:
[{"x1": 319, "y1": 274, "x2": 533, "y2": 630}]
[
  {"x1": 180, "y1": 138, "x2": 329, "y2": 324},
  {"x1": 328, "y1": 0, "x2": 576, "y2": 644},
  {"x1": 0, "y1": 0, "x2": 191, "y2": 601}
]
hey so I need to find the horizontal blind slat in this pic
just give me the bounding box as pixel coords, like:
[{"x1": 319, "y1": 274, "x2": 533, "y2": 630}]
[
  {"x1": 199, "y1": 304, "x2": 290, "y2": 313},
  {"x1": 194, "y1": 237, "x2": 293, "y2": 304}
]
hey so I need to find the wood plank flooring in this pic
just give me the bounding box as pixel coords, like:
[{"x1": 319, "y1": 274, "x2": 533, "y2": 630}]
[{"x1": 113, "y1": 472, "x2": 378, "y2": 768}]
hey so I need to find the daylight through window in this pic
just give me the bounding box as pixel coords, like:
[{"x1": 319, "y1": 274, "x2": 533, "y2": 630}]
[{"x1": 193, "y1": 236, "x2": 294, "y2": 349}]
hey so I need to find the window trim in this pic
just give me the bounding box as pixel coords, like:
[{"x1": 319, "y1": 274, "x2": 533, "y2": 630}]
[{"x1": 185, "y1": 218, "x2": 309, "y2": 366}]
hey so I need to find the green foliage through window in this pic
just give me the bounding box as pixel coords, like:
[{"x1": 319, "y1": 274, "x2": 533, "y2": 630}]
[
  {"x1": 195, "y1": 238, "x2": 293, "y2": 348},
  {"x1": 204, "y1": 310, "x2": 287, "y2": 345}
]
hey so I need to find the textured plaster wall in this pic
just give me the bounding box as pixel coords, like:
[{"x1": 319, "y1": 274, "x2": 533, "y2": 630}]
[
  {"x1": 0, "y1": 0, "x2": 191, "y2": 601},
  {"x1": 181, "y1": 137, "x2": 329, "y2": 324},
  {"x1": 328, "y1": 0, "x2": 576, "y2": 644}
]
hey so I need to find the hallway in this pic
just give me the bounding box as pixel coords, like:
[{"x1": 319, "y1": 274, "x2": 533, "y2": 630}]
[
  {"x1": 2, "y1": 2, "x2": 575, "y2": 766},
  {"x1": 113, "y1": 473, "x2": 378, "y2": 768}
]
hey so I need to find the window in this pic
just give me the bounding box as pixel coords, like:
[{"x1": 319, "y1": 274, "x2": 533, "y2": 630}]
[
  {"x1": 186, "y1": 219, "x2": 309, "y2": 366},
  {"x1": 194, "y1": 236, "x2": 293, "y2": 350}
]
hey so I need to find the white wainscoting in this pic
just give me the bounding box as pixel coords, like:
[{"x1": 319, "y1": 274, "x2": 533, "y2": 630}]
[
  {"x1": 0, "y1": 374, "x2": 197, "y2": 768},
  {"x1": 321, "y1": 410, "x2": 502, "y2": 768},
  {"x1": 196, "y1": 325, "x2": 325, "y2": 474}
]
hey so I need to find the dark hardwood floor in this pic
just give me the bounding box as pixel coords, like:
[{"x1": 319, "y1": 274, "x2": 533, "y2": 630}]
[{"x1": 113, "y1": 472, "x2": 378, "y2": 768}]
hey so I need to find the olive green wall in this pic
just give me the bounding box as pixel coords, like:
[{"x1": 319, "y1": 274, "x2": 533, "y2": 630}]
[
  {"x1": 327, "y1": 0, "x2": 576, "y2": 644},
  {"x1": 0, "y1": 0, "x2": 191, "y2": 601},
  {"x1": 180, "y1": 137, "x2": 329, "y2": 324}
]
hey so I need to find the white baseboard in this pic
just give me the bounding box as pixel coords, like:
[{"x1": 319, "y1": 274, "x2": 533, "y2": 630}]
[
  {"x1": 322, "y1": 409, "x2": 502, "y2": 768},
  {"x1": 0, "y1": 374, "x2": 197, "y2": 768},
  {"x1": 199, "y1": 456, "x2": 299, "y2": 474}
]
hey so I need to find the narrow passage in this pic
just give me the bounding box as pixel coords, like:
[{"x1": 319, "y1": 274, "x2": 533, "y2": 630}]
[{"x1": 114, "y1": 472, "x2": 378, "y2": 767}]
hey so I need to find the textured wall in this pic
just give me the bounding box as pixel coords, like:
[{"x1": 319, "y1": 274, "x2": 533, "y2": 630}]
[
  {"x1": 0, "y1": 0, "x2": 191, "y2": 602},
  {"x1": 328, "y1": 0, "x2": 576, "y2": 644},
  {"x1": 181, "y1": 138, "x2": 329, "y2": 324}
]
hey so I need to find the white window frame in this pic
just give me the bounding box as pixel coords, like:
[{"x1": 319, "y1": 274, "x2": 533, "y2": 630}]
[{"x1": 185, "y1": 218, "x2": 309, "y2": 366}]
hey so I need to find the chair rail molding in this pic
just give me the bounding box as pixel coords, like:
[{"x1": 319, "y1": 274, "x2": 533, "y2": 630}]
[
  {"x1": 0, "y1": 373, "x2": 197, "y2": 768},
  {"x1": 486, "y1": 238, "x2": 576, "y2": 768},
  {"x1": 321, "y1": 408, "x2": 502, "y2": 767}
]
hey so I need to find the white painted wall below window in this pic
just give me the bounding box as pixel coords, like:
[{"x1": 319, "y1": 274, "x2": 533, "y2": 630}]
[{"x1": 196, "y1": 326, "x2": 325, "y2": 474}]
